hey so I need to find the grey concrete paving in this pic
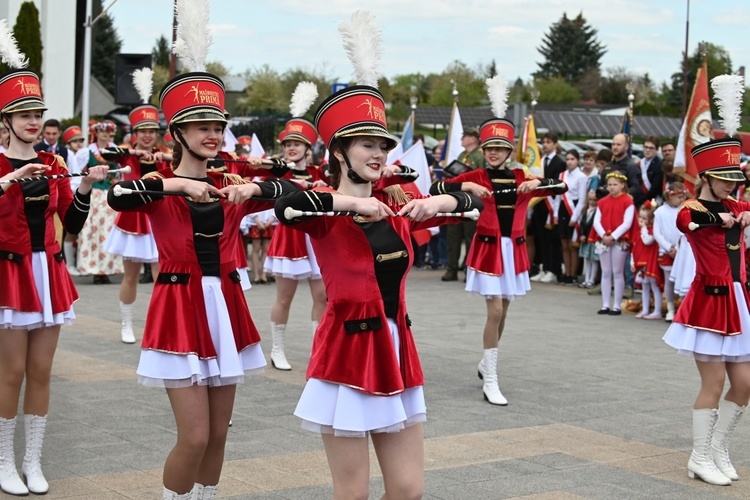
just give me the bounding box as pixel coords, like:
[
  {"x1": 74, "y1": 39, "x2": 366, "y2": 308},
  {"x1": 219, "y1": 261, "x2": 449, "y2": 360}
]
[{"x1": 3, "y1": 268, "x2": 748, "y2": 499}]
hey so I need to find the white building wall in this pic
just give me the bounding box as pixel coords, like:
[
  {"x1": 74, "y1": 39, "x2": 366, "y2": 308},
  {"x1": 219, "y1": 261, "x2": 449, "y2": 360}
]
[{"x1": 2, "y1": 0, "x2": 77, "y2": 120}]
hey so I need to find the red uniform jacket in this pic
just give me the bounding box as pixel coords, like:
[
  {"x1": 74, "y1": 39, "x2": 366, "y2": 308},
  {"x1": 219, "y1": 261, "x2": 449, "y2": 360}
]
[
  {"x1": 588, "y1": 193, "x2": 636, "y2": 244},
  {"x1": 438, "y1": 167, "x2": 562, "y2": 276},
  {"x1": 675, "y1": 198, "x2": 750, "y2": 336},
  {"x1": 280, "y1": 188, "x2": 469, "y2": 395},
  {"x1": 0, "y1": 153, "x2": 78, "y2": 313},
  {"x1": 631, "y1": 226, "x2": 663, "y2": 286},
  {"x1": 113, "y1": 154, "x2": 170, "y2": 235},
  {"x1": 110, "y1": 168, "x2": 274, "y2": 358}
]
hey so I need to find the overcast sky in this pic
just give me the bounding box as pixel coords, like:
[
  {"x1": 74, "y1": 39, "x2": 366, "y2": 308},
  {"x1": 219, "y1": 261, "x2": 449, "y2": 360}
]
[{"x1": 111, "y1": 0, "x2": 747, "y2": 89}]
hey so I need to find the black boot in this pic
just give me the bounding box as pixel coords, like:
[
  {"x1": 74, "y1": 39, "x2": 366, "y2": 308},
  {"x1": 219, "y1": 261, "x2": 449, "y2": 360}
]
[{"x1": 139, "y1": 263, "x2": 153, "y2": 284}]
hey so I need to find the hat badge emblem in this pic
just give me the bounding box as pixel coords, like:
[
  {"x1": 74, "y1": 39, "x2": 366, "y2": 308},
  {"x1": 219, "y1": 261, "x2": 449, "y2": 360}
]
[{"x1": 185, "y1": 84, "x2": 201, "y2": 103}]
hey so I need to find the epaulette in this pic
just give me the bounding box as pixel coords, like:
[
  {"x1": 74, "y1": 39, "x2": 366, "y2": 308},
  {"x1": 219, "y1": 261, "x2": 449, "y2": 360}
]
[
  {"x1": 142, "y1": 171, "x2": 165, "y2": 180},
  {"x1": 222, "y1": 173, "x2": 246, "y2": 186},
  {"x1": 521, "y1": 167, "x2": 536, "y2": 180},
  {"x1": 53, "y1": 154, "x2": 68, "y2": 172},
  {"x1": 382, "y1": 184, "x2": 412, "y2": 206},
  {"x1": 681, "y1": 199, "x2": 707, "y2": 213}
]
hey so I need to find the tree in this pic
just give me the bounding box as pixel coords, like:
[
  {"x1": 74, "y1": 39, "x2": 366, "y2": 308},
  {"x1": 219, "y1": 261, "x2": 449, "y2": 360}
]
[
  {"x1": 152, "y1": 35, "x2": 170, "y2": 68},
  {"x1": 427, "y1": 61, "x2": 486, "y2": 107},
  {"x1": 205, "y1": 61, "x2": 229, "y2": 80},
  {"x1": 237, "y1": 64, "x2": 286, "y2": 116},
  {"x1": 669, "y1": 42, "x2": 733, "y2": 118},
  {"x1": 1, "y1": 2, "x2": 44, "y2": 80},
  {"x1": 533, "y1": 77, "x2": 581, "y2": 104},
  {"x1": 486, "y1": 59, "x2": 497, "y2": 79},
  {"x1": 534, "y1": 12, "x2": 606, "y2": 90},
  {"x1": 91, "y1": 0, "x2": 122, "y2": 95}
]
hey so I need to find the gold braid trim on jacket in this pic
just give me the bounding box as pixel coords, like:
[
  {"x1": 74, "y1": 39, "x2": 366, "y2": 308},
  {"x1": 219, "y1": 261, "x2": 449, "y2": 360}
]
[
  {"x1": 382, "y1": 185, "x2": 412, "y2": 206},
  {"x1": 681, "y1": 199, "x2": 708, "y2": 213}
]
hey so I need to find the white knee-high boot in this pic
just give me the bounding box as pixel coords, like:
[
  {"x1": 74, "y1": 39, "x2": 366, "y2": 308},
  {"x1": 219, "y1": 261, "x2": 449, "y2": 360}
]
[
  {"x1": 687, "y1": 408, "x2": 731, "y2": 485},
  {"x1": 120, "y1": 300, "x2": 136, "y2": 344},
  {"x1": 270, "y1": 322, "x2": 291, "y2": 370},
  {"x1": 712, "y1": 400, "x2": 746, "y2": 481},
  {"x1": 22, "y1": 414, "x2": 48, "y2": 494},
  {"x1": 481, "y1": 348, "x2": 507, "y2": 406},
  {"x1": 0, "y1": 416, "x2": 28, "y2": 496}
]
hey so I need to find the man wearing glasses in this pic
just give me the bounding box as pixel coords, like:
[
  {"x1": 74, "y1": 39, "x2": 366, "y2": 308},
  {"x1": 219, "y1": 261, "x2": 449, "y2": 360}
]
[{"x1": 634, "y1": 135, "x2": 663, "y2": 207}]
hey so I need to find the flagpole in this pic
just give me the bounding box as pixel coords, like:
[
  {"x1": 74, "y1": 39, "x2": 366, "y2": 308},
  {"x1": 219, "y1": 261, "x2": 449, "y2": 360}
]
[{"x1": 444, "y1": 79, "x2": 459, "y2": 165}]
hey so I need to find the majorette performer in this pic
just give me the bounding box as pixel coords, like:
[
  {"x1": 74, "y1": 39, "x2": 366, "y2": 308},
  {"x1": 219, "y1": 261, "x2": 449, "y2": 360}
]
[
  {"x1": 663, "y1": 75, "x2": 750, "y2": 487},
  {"x1": 430, "y1": 76, "x2": 566, "y2": 406},
  {"x1": 107, "y1": 2, "x2": 302, "y2": 498},
  {"x1": 0, "y1": 22, "x2": 108, "y2": 496},
  {"x1": 262, "y1": 82, "x2": 327, "y2": 371},
  {"x1": 104, "y1": 67, "x2": 171, "y2": 344},
  {"x1": 275, "y1": 11, "x2": 483, "y2": 498}
]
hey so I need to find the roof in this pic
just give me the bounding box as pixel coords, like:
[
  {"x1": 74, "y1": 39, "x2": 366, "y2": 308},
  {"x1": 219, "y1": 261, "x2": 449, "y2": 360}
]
[{"x1": 414, "y1": 105, "x2": 696, "y2": 138}]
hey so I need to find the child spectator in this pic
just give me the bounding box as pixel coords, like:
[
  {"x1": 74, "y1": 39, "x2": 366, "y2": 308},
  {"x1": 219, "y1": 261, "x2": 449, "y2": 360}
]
[
  {"x1": 578, "y1": 190, "x2": 599, "y2": 288},
  {"x1": 557, "y1": 150, "x2": 588, "y2": 283},
  {"x1": 654, "y1": 182, "x2": 687, "y2": 321},
  {"x1": 632, "y1": 202, "x2": 663, "y2": 319}
]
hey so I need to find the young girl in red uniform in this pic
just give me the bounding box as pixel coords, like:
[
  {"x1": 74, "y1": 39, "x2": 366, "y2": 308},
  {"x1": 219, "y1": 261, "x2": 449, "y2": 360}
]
[
  {"x1": 590, "y1": 172, "x2": 635, "y2": 315},
  {"x1": 430, "y1": 76, "x2": 565, "y2": 406},
  {"x1": 631, "y1": 202, "x2": 663, "y2": 319},
  {"x1": 105, "y1": 72, "x2": 172, "y2": 343},
  {"x1": 108, "y1": 72, "x2": 301, "y2": 499},
  {"x1": 0, "y1": 63, "x2": 108, "y2": 494},
  {"x1": 663, "y1": 137, "x2": 750, "y2": 486}
]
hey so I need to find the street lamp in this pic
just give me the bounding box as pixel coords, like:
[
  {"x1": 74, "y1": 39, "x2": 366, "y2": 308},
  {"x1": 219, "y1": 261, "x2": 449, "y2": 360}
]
[{"x1": 530, "y1": 88, "x2": 540, "y2": 115}]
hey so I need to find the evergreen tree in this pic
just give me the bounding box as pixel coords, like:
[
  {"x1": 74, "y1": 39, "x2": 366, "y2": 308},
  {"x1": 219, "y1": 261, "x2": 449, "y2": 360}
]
[
  {"x1": 1, "y1": 2, "x2": 44, "y2": 80},
  {"x1": 486, "y1": 59, "x2": 497, "y2": 79},
  {"x1": 534, "y1": 12, "x2": 606, "y2": 87},
  {"x1": 91, "y1": 0, "x2": 122, "y2": 96},
  {"x1": 152, "y1": 35, "x2": 170, "y2": 68}
]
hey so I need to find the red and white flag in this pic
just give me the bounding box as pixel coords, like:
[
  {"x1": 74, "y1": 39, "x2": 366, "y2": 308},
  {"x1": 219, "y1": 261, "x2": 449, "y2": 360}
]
[{"x1": 674, "y1": 61, "x2": 713, "y2": 192}]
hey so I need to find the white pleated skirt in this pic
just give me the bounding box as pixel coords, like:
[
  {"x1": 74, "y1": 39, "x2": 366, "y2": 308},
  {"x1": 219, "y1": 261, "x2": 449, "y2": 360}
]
[
  {"x1": 465, "y1": 237, "x2": 531, "y2": 300},
  {"x1": 264, "y1": 234, "x2": 322, "y2": 280},
  {"x1": 669, "y1": 235, "x2": 696, "y2": 297},
  {"x1": 1, "y1": 252, "x2": 75, "y2": 330},
  {"x1": 663, "y1": 283, "x2": 750, "y2": 363},
  {"x1": 137, "y1": 276, "x2": 266, "y2": 388},
  {"x1": 294, "y1": 318, "x2": 426, "y2": 438},
  {"x1": 104, "y1": 227, "x2": 159, "y2": 263}
]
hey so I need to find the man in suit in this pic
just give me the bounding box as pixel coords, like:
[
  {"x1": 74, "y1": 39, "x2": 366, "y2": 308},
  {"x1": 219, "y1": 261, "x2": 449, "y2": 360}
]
[
  {"x1": 597, "y1": 133, "x2": 642, "y2": 199},
  {"x1": 633, "y1": 135, "x2": 663, "y2": 207},
  {"x1": 34, "y1": 119, "x2": 70, "y2": 162},
  {"x1": 530, "y1": 131, "x2": 567, "y2": 283}
]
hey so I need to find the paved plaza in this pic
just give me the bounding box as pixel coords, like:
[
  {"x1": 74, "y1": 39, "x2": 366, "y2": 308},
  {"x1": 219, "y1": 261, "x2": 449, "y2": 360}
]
[{"x1": 3, "y1": 269, "x2": 749, "y2": 499}]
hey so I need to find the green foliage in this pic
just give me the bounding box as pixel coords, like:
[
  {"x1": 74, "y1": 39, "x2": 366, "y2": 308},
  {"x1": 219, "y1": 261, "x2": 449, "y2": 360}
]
[
  {"x1": 668, "y1": 42, "x2": 733, "y2": 117},
  {"x1": 152, "y1": 35, "x2": 170, "y2": 68},
  {"x1": 535, "y1": 12, "x2": 606, "y2": 88},
  {"x1": 205, "y1": 61, "x2": 229, "y2": 80},
  {"x1": 427, "y1": 61, "x2": 486, "y2": 107},
  {"x1": 5, "y1": 2, "x2": 43, "y2": 81},
  {"x1": 533, "y1": 77, "x2": 581, "y2": 104},
  {"x1": 91, "y1": 1, "x2": 122, "y2": 96}
]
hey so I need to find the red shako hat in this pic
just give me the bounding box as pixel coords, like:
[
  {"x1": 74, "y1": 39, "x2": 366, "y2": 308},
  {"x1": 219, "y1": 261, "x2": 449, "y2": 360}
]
[
  {"x1": 237, "y1": 135, "x2": 252, "y2": 146},
  {"x1": 692, "y1": 138, "x2": 744, "y2": 182},
  {"x1": 479, "y1": 118, "x2": 515, "y2": 150},
  {"x1": 62, "y1": 126, "x2": 83, "y2": 144},
  {"x1": 282, "y1": 118, "x2": 317, "y2": 146},
  {"x1": 0, "y1": 70, "x2": 46, "y2": 114},
  {"x1": 129, "y1": 104, "x2": 160, "y2": 131},
  {"x1": 159, "y1": 72, "x2": 226, "y2": 130},
  {"x1": 315, "y1": 85, "x2": 395, "y2": 151}
]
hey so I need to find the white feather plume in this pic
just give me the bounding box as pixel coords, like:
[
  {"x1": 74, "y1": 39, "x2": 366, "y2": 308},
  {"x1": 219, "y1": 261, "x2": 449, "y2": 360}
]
[
  {"x1": 338, "y1": 10, "x2": 383, "y2": 87},
  {"x1": 711, "y1": 75, "x2": 745, "y2": 137},
  {"x1": 486, "y1": 75, "x2": 509, "y2": 118},
  {"x1": 0, "y1": 20, "x2": 28, "y2": 69},
  {"x1": 132, "y1": 67, "x2": 154, "y2": 104},
  {"x1": 289, "y1": 81, "x2": 319, "y2": 117},
  {"x1": 172, "y1": 0, "x2": 212, "y2": 72}
]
